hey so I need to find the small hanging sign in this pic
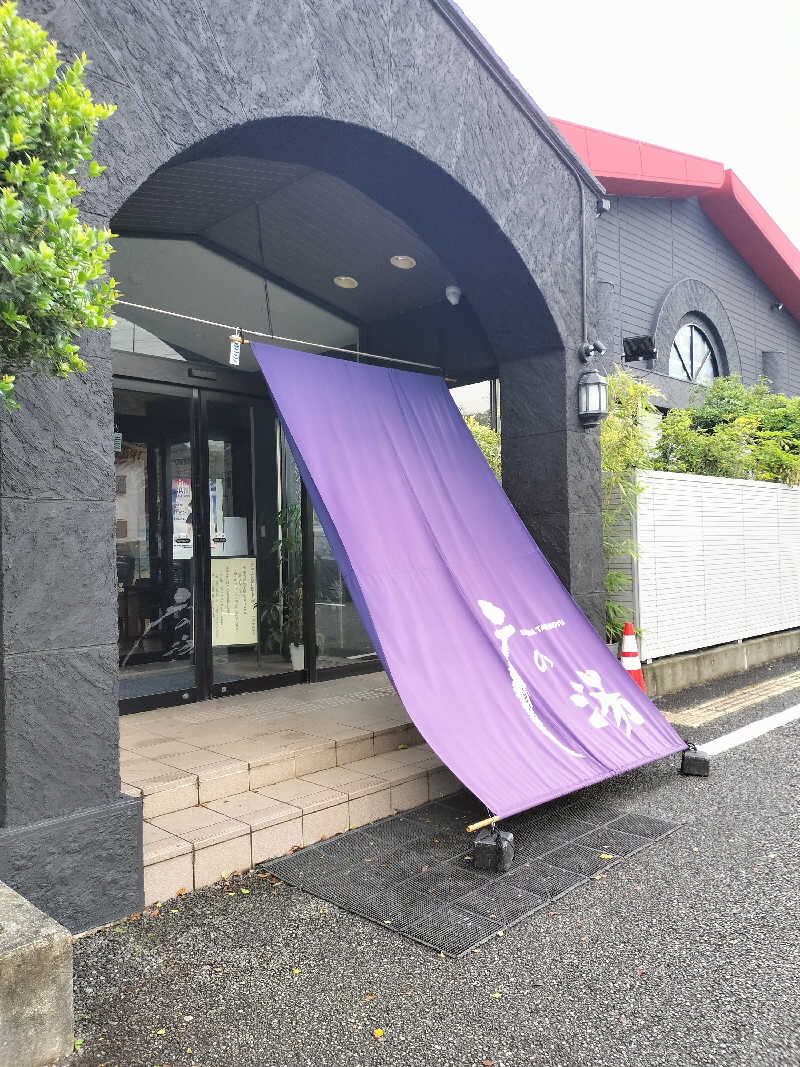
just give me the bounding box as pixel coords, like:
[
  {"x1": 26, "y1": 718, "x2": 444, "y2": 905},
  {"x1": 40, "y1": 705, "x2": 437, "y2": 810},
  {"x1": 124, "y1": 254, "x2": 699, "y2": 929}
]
[
  {"x1": 113, "y1": 430, "x2": 122, "y2": 453},
  {"x1": 229, "y1": 326, "x2": 244, "y2": 366}
]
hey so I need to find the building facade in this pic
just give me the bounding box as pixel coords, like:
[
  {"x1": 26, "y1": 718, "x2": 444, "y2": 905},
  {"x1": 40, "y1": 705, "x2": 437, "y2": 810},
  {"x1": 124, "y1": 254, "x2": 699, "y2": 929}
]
[
  {"x1": 555, "y1": 120, "x2": 800, "y2": 407},
  {"x1": 0, "y1": 0, "x2": 606, "y2": 930},
  {"x1": 4, "y1": 6, "x2": 799, "y2": 934}
]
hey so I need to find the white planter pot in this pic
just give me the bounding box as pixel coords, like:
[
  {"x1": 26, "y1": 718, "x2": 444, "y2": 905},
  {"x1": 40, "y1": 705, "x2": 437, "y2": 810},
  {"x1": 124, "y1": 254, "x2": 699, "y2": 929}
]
[{"x1": 289, "y1": 642, "x2": 305, "y2": 671}]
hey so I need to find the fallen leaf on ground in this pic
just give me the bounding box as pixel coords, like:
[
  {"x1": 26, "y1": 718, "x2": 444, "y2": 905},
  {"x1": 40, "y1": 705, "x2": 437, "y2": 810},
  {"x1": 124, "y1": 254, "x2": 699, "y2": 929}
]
[
  {"x1": 490, "y1": 992, "x2": 502, "y2": 999},
  {"x1": 240, "y1": 888, "x2": 250, "y2": 895},
  {"x1": 292, "y1": 967, "x2": 300, "y2": 975},
  {"x1": 373, "y1": 1029, "x2": 384, "y2": 1039},
  {"x1": 365, "y1": 994, "x2": 376, "y2": 1001},
  {"x1": 156, "y1": 1027, "x2": 166, "y2": 1035}
]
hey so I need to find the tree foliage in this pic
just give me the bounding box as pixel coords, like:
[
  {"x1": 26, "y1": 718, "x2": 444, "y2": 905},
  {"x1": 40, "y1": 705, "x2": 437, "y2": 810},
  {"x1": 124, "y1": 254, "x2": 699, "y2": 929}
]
[
  {"x1": 651, "y1": 376, "x2": 800, "y2": 485},
  {"x1": 599, "y1": 369, "x2": 662, "y2": 643},
  {"x1": 464, "y1": 414, "x2": 501, "y2": 479},
  {"x1": 0, "y1": 1, "x2": 115, "y2": 409}
]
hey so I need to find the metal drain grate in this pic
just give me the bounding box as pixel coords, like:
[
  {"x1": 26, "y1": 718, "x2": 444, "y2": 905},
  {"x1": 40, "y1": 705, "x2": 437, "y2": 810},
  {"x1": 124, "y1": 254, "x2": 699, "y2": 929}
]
[
  {"x1": 403, "y1": 905, "x2": 508, "y2": 956},
  {"x1": 605, "y1": 812, "x2": 676, "y2": 838},
  {"x1": 505, "y1": 860, "x2": 586, "y2": 899},
  {"x1": 576, "y1": 826, "x2": 650, "y2": 857},
  {"x1": 263, "y1": 790, "x2": 678, "y2": 957},
  {"x1": 543, "y1": 842, "x2": 616, "y2": 877}
]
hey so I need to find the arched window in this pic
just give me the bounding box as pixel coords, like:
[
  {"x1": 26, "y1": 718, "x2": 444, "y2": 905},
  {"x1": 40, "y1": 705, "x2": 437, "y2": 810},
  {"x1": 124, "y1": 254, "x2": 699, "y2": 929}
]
[{"x1": 669, "y1": 323, "x2": 718, "y2": 385}]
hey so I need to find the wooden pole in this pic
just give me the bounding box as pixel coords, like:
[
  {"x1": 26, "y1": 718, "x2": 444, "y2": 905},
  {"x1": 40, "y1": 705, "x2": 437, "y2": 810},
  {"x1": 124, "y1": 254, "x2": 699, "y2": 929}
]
[{"x1": 466, "y1": 815, "x2": 498, "y2": 833}]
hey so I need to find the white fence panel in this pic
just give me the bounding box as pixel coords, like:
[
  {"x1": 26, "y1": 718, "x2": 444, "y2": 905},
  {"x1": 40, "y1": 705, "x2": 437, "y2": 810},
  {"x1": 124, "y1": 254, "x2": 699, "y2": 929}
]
[{"x1": 631, "y1": 470, "x2": 800, "y2": 660}]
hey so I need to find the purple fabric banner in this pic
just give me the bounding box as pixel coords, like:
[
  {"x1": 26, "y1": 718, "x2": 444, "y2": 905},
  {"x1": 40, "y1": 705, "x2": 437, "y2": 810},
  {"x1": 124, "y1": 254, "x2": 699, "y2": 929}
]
[{"x1": 254, "y1": 344, "x2": 685, "y2": 819}]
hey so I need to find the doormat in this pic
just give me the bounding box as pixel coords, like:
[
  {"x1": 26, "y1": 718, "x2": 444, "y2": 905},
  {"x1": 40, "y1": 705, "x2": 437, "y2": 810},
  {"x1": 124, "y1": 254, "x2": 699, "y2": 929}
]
[{"x1": 263, "y1": 790, "x2": 678, "y2": 957}]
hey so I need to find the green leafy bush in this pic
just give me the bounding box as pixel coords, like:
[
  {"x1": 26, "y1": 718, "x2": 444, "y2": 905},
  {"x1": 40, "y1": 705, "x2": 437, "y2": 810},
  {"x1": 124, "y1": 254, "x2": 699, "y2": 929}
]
[
  {"x1": 651, "y1": 376, "x2": 800, "y2": 485},
  {"x1": 464, "y1": 414, "x2": 501, "y2": 479},
  {"x1": 0, "y1": 1, "x2": 115, "y2": 409},
  {"x1": 600, "y1": 369, "x2": 662, "y2": 643}
]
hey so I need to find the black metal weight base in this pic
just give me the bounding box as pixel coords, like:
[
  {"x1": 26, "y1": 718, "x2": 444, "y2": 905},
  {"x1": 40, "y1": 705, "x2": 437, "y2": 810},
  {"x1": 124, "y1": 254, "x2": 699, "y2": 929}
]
[
  {"x1": 681, "y1": 748, "x2": 711, "y2": 777},
  {"x1": 471, "y1": 827, "x2": 515, "y2": 872}
]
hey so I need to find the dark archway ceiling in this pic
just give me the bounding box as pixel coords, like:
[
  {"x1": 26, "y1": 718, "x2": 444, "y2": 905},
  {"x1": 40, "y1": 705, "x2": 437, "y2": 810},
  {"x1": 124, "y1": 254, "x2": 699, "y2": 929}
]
[{"x1": 113, "y1": 156, "x2": 457, "y2": 326}]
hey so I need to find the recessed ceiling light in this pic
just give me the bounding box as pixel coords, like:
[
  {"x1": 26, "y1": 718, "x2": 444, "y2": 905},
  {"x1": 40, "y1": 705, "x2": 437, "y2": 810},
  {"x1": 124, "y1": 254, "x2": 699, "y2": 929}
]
[
  {"x1": 390, "y1": 255, "x2": 417, "y2": 270},
  {"x1": 333, "y1": 275, "x2": 358, "y2": 289}
]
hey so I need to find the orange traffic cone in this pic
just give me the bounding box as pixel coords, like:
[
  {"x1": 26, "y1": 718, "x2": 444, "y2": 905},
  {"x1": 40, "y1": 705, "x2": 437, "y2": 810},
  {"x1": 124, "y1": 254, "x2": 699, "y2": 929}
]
[{"x1": 620, "y1": 621, "x2": 647, "y2": 693}]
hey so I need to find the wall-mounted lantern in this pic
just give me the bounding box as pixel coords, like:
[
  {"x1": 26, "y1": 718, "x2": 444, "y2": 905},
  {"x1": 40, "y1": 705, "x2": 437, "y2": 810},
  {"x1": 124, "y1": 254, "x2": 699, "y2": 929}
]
[{"x1": 577, "y1": 341, "x2": 608, "y2": 430}]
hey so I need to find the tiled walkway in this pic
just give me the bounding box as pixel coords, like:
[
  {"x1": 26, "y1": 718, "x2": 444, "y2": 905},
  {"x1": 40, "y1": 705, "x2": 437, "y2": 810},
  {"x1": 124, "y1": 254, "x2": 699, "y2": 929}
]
[
  {"x1": 119, "y1": 674, "x2": 460, "y2": 904},
  {"x1": 665, "y1": 667, "x2": 800, "y2": 726}
]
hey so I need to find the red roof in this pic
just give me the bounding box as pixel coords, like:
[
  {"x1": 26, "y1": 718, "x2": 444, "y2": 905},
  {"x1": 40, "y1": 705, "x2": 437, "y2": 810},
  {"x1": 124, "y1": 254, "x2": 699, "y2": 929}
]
[{"x1": 552, "y1": 118, "x2": 800, "y2": 323}]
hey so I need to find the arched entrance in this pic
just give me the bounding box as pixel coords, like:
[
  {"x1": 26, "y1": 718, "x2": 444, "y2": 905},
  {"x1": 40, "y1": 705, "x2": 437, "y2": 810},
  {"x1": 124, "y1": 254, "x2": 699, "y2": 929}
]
[
  {"x1": 0, "y1": 0, "x2": 605, "y2": 929},
  {"x1": 109, "y1": 116, "x2": 577, "y2": 710}
]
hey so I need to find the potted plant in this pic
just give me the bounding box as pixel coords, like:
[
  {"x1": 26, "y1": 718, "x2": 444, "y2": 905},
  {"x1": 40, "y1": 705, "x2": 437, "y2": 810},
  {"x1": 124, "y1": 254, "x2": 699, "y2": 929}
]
[
  {"x1": 267, "y1": 504, "x2": 305, "y2": 668},
  {"x1": 286, "y1": 579, "x2": 304, "y2": 670}
]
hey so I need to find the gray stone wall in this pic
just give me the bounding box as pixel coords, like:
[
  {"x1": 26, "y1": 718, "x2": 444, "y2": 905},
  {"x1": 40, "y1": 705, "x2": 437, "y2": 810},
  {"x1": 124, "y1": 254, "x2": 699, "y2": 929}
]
[{"x1": 0, "y1": 327, "x2": 144, "y2": 930}]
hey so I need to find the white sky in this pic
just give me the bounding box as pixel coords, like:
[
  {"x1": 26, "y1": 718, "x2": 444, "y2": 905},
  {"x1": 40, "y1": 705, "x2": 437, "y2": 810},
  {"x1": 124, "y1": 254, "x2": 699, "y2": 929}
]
[{"x1": 456, "y1": 0, "x2": 800, "y2": 248}]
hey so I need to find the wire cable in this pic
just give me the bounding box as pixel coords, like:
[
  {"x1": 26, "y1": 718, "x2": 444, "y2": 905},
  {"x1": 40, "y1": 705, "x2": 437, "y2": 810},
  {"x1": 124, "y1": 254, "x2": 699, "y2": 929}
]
[{"x1": 115, "y1": 299, "x2": 445, "y2": 374}]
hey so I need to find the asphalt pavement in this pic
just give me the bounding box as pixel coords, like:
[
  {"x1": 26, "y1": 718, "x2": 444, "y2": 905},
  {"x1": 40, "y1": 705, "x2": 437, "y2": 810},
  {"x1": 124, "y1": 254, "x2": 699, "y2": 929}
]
[{"x1": 64, "y1": 657, "x2": 800, "y2": 1067}]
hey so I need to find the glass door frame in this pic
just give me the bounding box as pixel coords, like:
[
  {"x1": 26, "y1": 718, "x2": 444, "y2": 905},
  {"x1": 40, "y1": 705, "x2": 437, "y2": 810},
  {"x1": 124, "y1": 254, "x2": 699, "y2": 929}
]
[
  {"x1": 114, "y1": 377, "x2": 204, "y2": 713},
  {"x1": 115, "y1": 364, "x2": 381, "y2": 713},
  {"x1": 200, "y1": 388, "x2": 308, "y2": 701}
]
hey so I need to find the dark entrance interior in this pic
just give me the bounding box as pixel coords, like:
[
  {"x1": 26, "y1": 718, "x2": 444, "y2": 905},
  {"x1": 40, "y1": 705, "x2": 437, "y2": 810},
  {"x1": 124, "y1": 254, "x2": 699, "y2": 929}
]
[{"x1": 114, "y1": 362, "x2": 378, "y2": 713}]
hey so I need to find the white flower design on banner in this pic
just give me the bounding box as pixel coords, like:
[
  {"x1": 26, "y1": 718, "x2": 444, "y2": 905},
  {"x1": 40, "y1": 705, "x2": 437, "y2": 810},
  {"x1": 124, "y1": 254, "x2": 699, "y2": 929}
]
[
  {"x1": 570, "y1": 669, "x2": 645, "y2": 738},
  {"x1": 478, "y1": 599, "x2": 584, "y2": 759}
]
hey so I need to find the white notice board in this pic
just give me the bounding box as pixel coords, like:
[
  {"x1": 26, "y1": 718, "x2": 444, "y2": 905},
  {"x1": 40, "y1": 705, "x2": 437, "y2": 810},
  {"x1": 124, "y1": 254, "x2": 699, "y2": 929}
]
[{"x1": 211, "y1": 557, "x2": 258, "y2": 646}]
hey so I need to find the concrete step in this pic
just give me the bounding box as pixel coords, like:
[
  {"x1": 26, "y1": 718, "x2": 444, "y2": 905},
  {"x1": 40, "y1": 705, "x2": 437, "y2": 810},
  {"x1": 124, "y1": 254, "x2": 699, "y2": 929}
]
[
  {"x1": 120, "y1": 679, "x2": 462, "y2": 906},
  {"x1": 120, "y1": 695, "x2": 422, "y2": 819},
  {"x1": 141, "y1": 745, "x2": 462, "y2": 905}
]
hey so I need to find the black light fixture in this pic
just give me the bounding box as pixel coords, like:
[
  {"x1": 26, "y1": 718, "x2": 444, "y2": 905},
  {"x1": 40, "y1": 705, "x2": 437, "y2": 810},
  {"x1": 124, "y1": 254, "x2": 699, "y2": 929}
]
[{"x1": 577, "y1": 340, "x2": 608, "y2": 430}]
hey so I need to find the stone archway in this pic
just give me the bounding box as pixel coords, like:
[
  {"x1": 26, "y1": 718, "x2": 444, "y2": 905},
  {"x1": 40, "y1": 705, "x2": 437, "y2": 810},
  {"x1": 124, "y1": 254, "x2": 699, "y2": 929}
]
[{"x1": 0, "y1": 0, "x2": 605, "y2": 929}]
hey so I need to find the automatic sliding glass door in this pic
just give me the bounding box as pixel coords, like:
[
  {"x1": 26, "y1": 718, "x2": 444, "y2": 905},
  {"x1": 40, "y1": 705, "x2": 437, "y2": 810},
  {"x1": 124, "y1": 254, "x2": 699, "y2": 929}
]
[
  {"x1": 115, "y1": 381, "x2": 381, "y2": 711},
  {"x1": 313, "y1": 512, "x2": 376, "y2": 671},
  {"x1": 115, "y1": 386, "x2": 199, "y2": 706},
  {"x1": 205, "y1": 395, "x2": 301, "y2": 694}
]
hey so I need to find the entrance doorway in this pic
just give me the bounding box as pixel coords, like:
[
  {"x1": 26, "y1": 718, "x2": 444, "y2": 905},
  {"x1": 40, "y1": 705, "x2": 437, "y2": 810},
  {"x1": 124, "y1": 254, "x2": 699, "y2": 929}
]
[{"x1": 113, "y1": 372, "x2": 378, "y2": 712}]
